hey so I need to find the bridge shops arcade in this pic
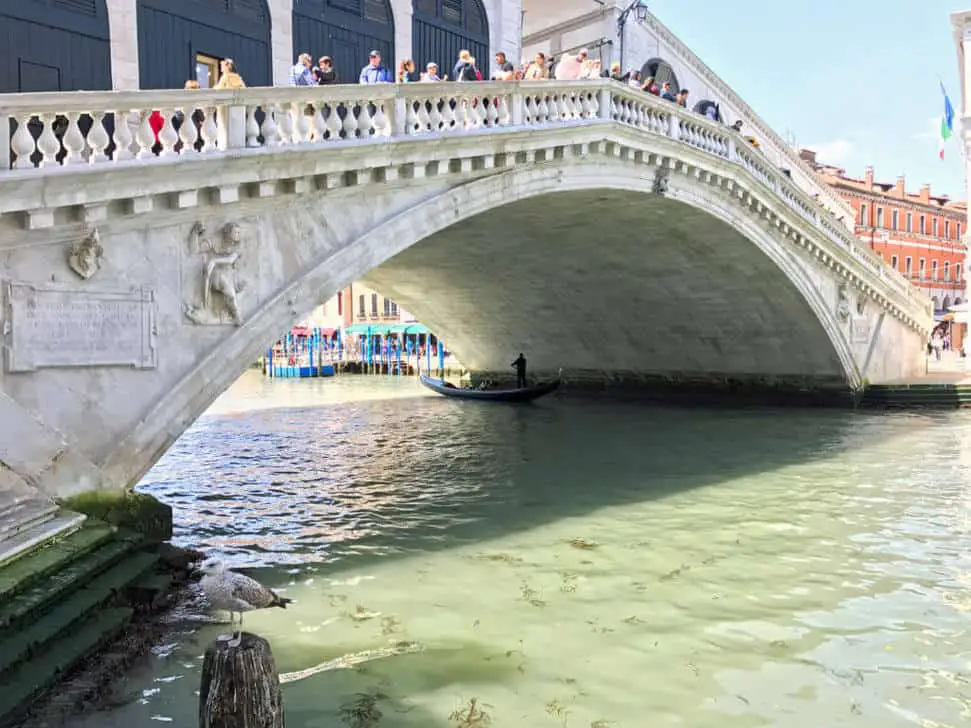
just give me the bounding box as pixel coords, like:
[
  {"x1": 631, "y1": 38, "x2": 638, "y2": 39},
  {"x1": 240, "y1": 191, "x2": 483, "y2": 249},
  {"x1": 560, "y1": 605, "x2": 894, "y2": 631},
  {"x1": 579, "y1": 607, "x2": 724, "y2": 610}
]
[{"x1": 0, "y1": 0, "x2": 513, "y2": 94}]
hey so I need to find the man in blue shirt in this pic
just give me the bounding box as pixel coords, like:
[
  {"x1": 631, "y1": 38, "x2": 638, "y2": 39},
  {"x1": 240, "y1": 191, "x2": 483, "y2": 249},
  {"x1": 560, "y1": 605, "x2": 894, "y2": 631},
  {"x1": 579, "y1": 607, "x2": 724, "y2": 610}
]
[
  {"x1": 290, "y1": 53, "x2": 314, "y2": 86},
  {"x1": 359, "y1": 50, "x2": 391, "y2": 84}
]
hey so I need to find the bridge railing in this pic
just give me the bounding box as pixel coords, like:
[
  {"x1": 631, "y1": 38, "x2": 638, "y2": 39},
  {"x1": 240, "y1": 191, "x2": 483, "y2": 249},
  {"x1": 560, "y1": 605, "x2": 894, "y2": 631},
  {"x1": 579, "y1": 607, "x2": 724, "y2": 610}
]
[{"x1": 0, "y1": 80, "x2": 925, "y2": 314}]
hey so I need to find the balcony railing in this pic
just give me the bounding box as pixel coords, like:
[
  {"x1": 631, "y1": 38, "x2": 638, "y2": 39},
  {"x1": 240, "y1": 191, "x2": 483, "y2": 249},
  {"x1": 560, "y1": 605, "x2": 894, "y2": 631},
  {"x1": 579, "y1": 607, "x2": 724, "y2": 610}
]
[{"x1": 0, "y1": 79, "x2": 928, "y2": 321}]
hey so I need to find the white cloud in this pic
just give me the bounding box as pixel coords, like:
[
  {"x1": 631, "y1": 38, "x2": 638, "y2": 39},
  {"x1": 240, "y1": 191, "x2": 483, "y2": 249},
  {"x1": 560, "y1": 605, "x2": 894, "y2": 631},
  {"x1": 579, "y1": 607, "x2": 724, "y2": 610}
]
[{"x1": 807, "y1": 138, "x2": 854, "y2": 164}]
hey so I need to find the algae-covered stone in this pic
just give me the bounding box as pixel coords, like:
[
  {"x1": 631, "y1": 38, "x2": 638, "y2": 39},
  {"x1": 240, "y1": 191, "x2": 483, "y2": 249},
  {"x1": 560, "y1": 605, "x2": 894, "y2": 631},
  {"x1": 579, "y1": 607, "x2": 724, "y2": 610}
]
[{"x1": 60, "y1": 491, "x2": 173, "y2": 543}]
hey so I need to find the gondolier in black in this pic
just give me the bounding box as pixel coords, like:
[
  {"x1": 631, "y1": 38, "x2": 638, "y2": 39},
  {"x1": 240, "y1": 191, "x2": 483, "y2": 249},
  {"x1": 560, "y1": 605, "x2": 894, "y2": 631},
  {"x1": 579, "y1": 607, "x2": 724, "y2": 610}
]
[{"x1": 512, "y1": 353, "x2": 527, "y2": 389}]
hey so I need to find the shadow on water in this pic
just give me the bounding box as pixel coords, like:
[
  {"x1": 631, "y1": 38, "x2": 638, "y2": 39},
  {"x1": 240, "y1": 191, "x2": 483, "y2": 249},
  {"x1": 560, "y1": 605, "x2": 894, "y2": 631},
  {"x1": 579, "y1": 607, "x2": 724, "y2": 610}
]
[{"x1": 138, "y1": 392, "x2": 937, "y2": 574}]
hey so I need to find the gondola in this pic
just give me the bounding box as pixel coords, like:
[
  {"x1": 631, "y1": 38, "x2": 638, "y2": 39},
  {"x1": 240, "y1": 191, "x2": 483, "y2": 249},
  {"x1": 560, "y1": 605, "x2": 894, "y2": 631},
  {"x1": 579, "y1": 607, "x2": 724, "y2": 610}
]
[{"x1": 419, "y1": 374, "x2": 561, "y2": 403}]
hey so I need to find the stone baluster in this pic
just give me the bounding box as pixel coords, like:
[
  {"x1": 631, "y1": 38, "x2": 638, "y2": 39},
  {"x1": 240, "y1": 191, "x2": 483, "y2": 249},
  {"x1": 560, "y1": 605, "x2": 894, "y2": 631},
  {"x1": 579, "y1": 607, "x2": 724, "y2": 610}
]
[
  {"x1": 135, "y1": 110, "x2": 156, "y2": 158},
  {"x1": 200, "y1": 107, "x2": 219, "y2": 152},
  {"x1": 496, "y1": 95, "x2": 510, "y2": 126},
  {"x1": 324, "y1": 104, "x2": 342, "y2": 141},
  {"x1": 372, "y1": 101, "x2": 389, "y2": 137},
  {"x1": 61, "y1": 112, "x2": 86, "y2": 164},
  {"x1": 311, "y1": 104, "x2": 326, "y2": 142},
  {"x1": 453, "y1": 97, "x2": 468, "y2": 130},
  {"x1": 157, "y1": 110, "x2": 179, "y2": 157},
  {"x1": 426, "y1": 98, "x2": 442, "y2": 132},
  {"x1": 523, "y1": 96, "x2": 537, "y2": 124},
  {"x1": 112, "y1": 110, "x2": 134, "y2": 161},
  {"x1": 291, "y1": 103, "x2": 309, "y2": 143},
  {"x1": 277, "y1": 105, "x2": 294, "y2": 145},
  {"x1": 341, "y1": 102, "x2": 359, "y2": 138},
  {"x1": 178, "y1": 107, "x2": 200, "y2": 156},
  {"x1": 406, "y1": 99, "x2": 422, "y2": 134},
  {"x1": 357, "y1": 101, "x2": 373, "y2": 136},
  {"x1": 10, "y1": 114, "x2": 35, "y2": 169},
  {"x1": 262, "y1": 104, "x2": 281, "y2": 146},
  {"x1": 245, "y1": 106, "x2": 261, "y2": 148},
  {"x1": 439, "y1": 98, "x2": 455, "y2": 131},
  {"x1": 536, "y1": 95, "x2": 549, "y2": 123},
  {"x1": 36, "y1": 113, "x2": 60, "y2": 167},
  {"x1": 485, "y1": 98, "x2": 498, "y2": 127},
  {"x1": 87, "y1": 111, "x2": 110, "y2": 163}
]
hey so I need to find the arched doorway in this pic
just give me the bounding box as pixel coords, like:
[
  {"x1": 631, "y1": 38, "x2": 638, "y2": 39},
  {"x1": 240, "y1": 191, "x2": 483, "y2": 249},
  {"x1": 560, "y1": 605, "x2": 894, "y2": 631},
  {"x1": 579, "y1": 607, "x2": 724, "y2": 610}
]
[
  {"x1": 293, "y1": 0, "x2": 394, "y2": 84},
  {"x1": 640, "y1": 57, "x2": 679, "y2": 92},
  {"x1": 412, "y1": 0, "x2": 489, "y2": 77},
  {"x1": 932, "y1": 295, "x2": 940, "y2": 311},
  {"x1": 137, "y1": 0, "x2": 272, "y2": 89},
  {"x1": 0, "y1": 0, "x2": 111, "y2": 92}
]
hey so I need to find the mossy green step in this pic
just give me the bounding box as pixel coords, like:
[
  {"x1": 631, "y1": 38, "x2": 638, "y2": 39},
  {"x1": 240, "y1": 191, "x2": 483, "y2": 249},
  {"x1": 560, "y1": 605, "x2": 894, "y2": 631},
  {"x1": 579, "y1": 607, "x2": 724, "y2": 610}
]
[
  {"x1": 0, "y1": 523, "x2": 116, "y2": 604},
  {"x1": 0, "y1": 530, "x2": 143, "y2": 633},
  {"x1": 0, "y1": 607, "x2": 133, "y2": 725},
  {"x1": 0, "y1": 551, "x2": 158, "y2": 676}
]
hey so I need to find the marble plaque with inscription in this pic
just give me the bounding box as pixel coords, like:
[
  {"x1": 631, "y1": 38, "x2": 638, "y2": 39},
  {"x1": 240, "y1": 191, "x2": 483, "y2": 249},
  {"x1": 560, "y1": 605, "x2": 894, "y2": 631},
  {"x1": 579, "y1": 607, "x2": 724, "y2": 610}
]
[
  {"x1": 5, "y1": 282, "x2": 158, "y2": 372},
  {"x1": 850, "y1": 317, "x2": 872, "y2": 344}
]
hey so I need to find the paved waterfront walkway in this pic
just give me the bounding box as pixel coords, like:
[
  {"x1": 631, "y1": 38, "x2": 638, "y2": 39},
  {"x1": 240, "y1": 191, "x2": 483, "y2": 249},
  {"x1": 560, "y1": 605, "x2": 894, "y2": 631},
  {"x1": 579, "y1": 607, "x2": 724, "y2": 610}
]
[{"x1": 879, "y1": 352, "x2": 971, "y2": 385}]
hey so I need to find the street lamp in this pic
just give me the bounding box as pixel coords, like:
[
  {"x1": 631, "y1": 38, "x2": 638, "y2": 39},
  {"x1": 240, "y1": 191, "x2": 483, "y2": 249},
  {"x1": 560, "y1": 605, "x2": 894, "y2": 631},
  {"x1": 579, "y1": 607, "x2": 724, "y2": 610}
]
[{"x1": 617, "y1": 0, "x2": 649, "y2": 76}]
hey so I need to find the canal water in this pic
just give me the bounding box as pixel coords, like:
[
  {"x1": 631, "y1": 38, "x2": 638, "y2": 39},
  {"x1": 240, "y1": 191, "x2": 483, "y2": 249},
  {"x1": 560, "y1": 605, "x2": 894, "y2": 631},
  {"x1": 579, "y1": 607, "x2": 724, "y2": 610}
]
[{"x1": 68, "y1": 372, "x2": 970, "y2": 728}]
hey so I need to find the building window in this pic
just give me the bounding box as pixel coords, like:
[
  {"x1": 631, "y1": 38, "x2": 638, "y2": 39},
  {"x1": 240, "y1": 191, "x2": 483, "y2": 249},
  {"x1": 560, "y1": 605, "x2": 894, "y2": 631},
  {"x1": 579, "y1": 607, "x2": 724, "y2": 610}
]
[
  {"x1": 370, "y1": 293, "x2": 378, "y2": 316},
  {"x1": 945, "y1": 220, "x2": 951, "y2": 238},
  {"x1": 919, "y1": 258, "x2": 926, "y2": 279},
  {"x1": 358, "y1": 294, "x2": 365, "y2": 317},
  {"x1": 933, "y1": 218, "x2": 939, "y2": 237},
  {"x1": 945, "y1": 261, "x2": 951, "y2": 279},
  {"x1": 932, "y1": 260, "x2": 939, "y2": 280},
  {"x1": 959, "y1": 223, "x2": 963, "y2": 239},
  {"x1": 905, "y1": 257, "x2": 912, "y2": 276},
  {"x1": 891, "y1": 255, "x2": 898, "y2": 270},
  {"x1": 957, "y1": 263, "x2": 963, "y2": 281},
  {"x1": 860, "y1": 203, "x2": 868, "y2": 225},
  {"x1": 905, "y1": 212, "x2": 911, "y2": 232},
  {"x1": 892, "y1": 210, "x2": 899, "y2": 230},
  {"x1": 390, "y1": 301, "x2": 398, "y2": 316},
  {"x1": 919, "y1": 215, "x2": 926, "y2": 235},
  {"x1": 876, "y1": 207, "x2": 884, "y2": 227},
  {"x1": 383, "y1": 297, "x2": 392, "y2": 316}
]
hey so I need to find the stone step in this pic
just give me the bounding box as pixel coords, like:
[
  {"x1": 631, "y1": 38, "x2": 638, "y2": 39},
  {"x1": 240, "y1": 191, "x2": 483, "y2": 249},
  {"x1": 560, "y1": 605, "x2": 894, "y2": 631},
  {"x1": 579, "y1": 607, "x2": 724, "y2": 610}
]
[
  {"x1": 0, "y1": 522, "x2": 114, "y2": 604},
  {"x1": 0, "y1": 607, "x2": 134, "y2": 726},
  {"x1": 0, "y1": 551, "x2": 158, "y2": 676},
  {"x1": 0, "y1": 529, "x2": 143, "y2": 632},
  {"x1": 0, "y1": 499, "x2": 58, "y2": 542},
  {"x1": 0, "y1": 512, "x2": 87, "y2": 570}
]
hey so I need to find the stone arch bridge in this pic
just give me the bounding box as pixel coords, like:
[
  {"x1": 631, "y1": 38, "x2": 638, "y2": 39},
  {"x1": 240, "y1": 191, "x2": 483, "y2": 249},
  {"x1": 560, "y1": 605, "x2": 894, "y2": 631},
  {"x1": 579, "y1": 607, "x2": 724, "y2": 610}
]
[{"x1": 0, "y1": 79, "x2": 930, "y2": 504}]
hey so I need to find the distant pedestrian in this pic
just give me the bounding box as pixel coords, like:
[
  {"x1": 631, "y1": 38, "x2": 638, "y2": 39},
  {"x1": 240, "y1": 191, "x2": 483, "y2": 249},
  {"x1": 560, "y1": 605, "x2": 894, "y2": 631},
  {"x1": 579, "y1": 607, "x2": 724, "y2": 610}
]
[
  {"x1": 290, "y1": 53, "x2": 314, "y2": 86},
  {"x1": 360, "y1": 50, "x2": 392, "y2": 84},
  {"x1": 315, "y1": 56, "x2": 337, "y2": 85}
]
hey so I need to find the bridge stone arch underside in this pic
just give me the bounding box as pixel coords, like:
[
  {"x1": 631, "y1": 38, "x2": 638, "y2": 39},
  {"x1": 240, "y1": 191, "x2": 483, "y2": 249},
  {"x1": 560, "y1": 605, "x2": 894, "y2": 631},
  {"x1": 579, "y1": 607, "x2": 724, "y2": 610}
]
[{"x1": 0, "y1": 131, "x2": 925, "y2": 497}]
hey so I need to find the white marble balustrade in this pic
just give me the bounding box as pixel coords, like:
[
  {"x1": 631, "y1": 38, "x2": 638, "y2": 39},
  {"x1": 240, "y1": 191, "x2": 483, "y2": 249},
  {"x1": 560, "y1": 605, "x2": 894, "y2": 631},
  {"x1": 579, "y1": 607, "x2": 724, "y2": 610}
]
[{"x1": 0, "y1": 79, "x2": 923, "y2": 311}]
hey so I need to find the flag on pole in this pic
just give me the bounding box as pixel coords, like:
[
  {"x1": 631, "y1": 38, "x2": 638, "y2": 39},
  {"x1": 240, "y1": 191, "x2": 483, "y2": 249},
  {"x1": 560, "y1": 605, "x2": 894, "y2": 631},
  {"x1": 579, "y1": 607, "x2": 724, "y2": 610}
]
[{"x1": 940, "y1": 81, "x2": 955, "y2": 160}]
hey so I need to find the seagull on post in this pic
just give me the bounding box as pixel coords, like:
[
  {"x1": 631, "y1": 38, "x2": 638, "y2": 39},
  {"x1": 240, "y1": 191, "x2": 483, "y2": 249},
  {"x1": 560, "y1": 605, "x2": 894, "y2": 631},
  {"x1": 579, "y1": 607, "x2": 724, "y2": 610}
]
[{"x1": 199, "y1": 558, "x2": 293, "y2": 646}]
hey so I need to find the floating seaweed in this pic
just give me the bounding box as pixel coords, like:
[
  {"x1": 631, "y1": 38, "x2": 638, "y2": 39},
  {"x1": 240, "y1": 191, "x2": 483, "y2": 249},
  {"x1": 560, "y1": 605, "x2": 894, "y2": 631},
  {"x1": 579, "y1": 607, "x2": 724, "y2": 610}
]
[
  {"x1": 448, "y1": 697, "x2": 492, "y2": 726},
  {"x1": 380, "y1": 616, "x2": 401, "y2": 635},
  {"x1": 568, "y1": 538, "x2": 599, "y2": 550},
  {"x1": 546, "y1": 699, "x2": 569, "y2": 724},
  {"x1": 339, "y1": 690, "x2": 387, "y2": 728},
  {"x1": 519, "y1": 582, "x2": 546, "y2": 608},
  {"x1": 560, "y1": 573, "x2": 578, "y2": 593},
  {"x1": 621, "y1": 615, "x2": 644, "y2": 626},
  {"x1": 659, "y1": 564, "x2": 691, "y2": 582},
  {"x1": 473, "y1": 552, "x2": 524, "y2": 564},
  {"x1": 349, "y1": 605, "x2": 381, "y2": 622}
]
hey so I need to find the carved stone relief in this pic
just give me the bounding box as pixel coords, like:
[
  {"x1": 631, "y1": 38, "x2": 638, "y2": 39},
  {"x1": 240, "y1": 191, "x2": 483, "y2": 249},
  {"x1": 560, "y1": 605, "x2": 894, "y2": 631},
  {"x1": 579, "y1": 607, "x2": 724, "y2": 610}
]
[
  {"x1": 836, "y1": 282, "x2": 851, "y2": 323},
  {"x1": 67, "y1": 228, "x2": 104, "y2": 280},
  {"x1": 856, "y1": 295, "x2": 866, "y2": 316},
  {"x1": 183, "y1": 222, "x2": 247, "y2": 326},
  {"x1": 652, "y1": 167, "x2": 669, "y2": 195}
]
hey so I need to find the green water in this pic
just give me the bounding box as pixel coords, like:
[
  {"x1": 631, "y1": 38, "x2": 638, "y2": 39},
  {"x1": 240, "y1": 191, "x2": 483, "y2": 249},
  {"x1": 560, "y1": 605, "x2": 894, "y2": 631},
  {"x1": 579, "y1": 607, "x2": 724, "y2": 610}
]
[{"x1": 67, "y1": 373, "x2": 971, "y2": 727}]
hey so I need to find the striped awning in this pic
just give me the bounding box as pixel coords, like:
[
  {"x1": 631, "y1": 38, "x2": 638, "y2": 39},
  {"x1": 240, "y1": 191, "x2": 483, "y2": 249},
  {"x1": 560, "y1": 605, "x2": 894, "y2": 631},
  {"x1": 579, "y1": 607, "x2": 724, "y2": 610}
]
[{"x1": 344, "y1": 322, "x2": 432, "y2": 336}]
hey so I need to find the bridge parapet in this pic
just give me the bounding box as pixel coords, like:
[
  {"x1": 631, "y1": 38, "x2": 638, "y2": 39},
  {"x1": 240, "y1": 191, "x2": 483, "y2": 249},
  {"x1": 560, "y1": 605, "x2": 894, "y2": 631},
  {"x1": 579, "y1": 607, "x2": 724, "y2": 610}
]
[{"x1": 0, "y1": 79, "x2": 930, "y2": 331}]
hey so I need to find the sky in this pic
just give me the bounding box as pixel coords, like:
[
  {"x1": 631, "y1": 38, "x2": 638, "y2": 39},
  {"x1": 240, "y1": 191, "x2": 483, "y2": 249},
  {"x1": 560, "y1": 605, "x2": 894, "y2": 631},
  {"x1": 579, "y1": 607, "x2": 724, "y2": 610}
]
[{"x1": 647, "y1": 0, "x2": 967, "y2": 201}]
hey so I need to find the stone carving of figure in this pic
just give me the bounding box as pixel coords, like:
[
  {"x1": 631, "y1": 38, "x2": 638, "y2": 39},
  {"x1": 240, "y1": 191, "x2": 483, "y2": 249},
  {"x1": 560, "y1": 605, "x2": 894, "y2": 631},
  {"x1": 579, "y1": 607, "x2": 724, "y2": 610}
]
[
  {"x1": 856, "y1": 295, "x2": 866, "y2": 316},
  {"x1": 184, "y1": 222, "x2": 245, "y2": 326},
  {"x1": 68, "y1": 228, "x2": 104, "y2": 280},
  {"x1": 836, "y1": 282, "x2": 851, "y2": 323},
  {"x1": 653, "y1": 167, "x2": 669, "y2": 195}
]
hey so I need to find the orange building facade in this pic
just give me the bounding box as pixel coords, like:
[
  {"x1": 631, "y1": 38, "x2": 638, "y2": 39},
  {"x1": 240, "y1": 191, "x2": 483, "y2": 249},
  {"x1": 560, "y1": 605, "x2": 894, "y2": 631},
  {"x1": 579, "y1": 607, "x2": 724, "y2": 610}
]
[{"x1": 800, "y1": 150, "x2": 967, "y2": 313}]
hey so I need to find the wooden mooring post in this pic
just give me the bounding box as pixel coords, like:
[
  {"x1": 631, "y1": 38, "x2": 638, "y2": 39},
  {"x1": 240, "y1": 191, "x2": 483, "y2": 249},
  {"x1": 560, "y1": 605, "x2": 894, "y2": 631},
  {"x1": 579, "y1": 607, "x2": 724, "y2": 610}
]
[{"x1": 199, "y1": 632, "x2": 284, "y2": 728}]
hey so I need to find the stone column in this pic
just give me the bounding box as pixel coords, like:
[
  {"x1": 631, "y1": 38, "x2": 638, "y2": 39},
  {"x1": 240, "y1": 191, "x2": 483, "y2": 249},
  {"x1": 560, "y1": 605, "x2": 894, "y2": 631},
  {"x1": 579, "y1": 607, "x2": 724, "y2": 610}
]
[
  {"x1": 953, "y1": 12, "x2": 971, "y2": 304},
  {"x1": 269, "y1": 0, "x2": 294, "y2": 86},
  {"x1": 392, "y1": 0, "x2": 413, "y2": 71},
  {"x1": 106, "y1": 0, "x2": 140, "y2": 89}
]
